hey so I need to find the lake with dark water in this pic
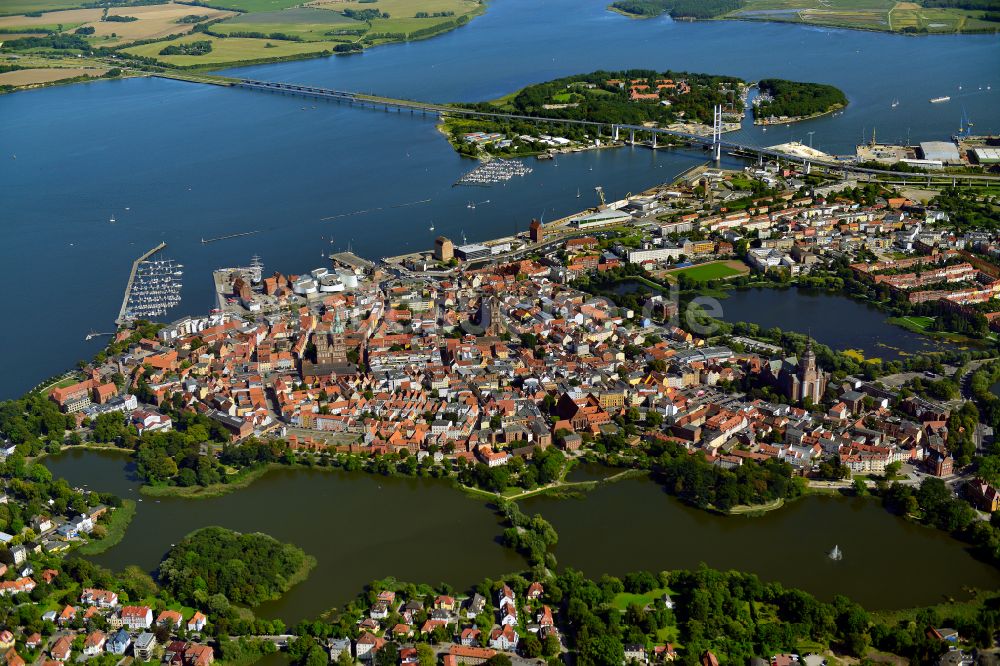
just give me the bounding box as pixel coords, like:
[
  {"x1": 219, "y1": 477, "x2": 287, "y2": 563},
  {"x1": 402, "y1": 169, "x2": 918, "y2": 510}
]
[
  {"x1": 45, "y1": 450, "x2": 1000, "y2": 620},
  {"x1": 718, "y1": 286, "x2": 960, "y2": 359},
  {"x1": 1, "y1": 0, "x2": 998, "y2": 397}
]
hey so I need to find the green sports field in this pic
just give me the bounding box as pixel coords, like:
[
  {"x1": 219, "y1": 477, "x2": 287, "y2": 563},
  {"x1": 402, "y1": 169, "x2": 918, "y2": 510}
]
[{"x1": 668, "y1": 261, "x2": 748, "y2": 282}]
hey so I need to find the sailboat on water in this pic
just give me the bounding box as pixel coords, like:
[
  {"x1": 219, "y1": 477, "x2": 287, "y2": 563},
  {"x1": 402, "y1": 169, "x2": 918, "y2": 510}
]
[{"x1": 829, "y1": 545, "x2": 843, "y2": 561}]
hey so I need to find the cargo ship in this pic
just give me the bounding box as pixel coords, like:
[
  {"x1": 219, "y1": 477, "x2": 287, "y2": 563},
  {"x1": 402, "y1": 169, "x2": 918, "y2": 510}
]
[{"x1": 929, "y1": 96, "x2": 951, "y2": 103}]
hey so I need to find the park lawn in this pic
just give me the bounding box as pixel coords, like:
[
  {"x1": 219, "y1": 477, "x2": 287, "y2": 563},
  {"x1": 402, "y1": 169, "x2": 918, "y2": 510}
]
[
  {"x1": 612, "y1": 587, "x2": 674, "y2": 611},
  {"x1": 887, "y1": 315, "x2": 934, "y2": 334},
  {"x1": 666, "y1": 260, "x2": 748, "y2": 282},
  {"x1": 655, "y1": 625, "x2": 680, "y2": 644},
  {"x1": 76, "y1": 500, "x2": 136, "y2": 556},
  {"x1": 40, "y1": 375, "x2": 84, "y2": 397},
  {"x1": 123, "y1": 34, "x2": 337, "y2": 66}
]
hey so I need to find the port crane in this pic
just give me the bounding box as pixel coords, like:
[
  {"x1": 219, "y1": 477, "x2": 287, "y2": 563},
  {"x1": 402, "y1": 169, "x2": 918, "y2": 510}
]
[{"x1": 958, "y1": 107, "x2": 974, "y2": 137}]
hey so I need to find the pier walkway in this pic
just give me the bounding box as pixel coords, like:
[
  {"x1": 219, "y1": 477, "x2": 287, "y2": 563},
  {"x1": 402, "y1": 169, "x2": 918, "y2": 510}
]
[{"x1": 115, "y1": 242, "x2": 166, "y2": 327}]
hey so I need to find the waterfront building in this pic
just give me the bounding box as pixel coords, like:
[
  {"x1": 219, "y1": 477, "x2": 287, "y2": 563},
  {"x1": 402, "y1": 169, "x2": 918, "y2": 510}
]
[
  {"x1": 434, "y1": 236, "x2": 454, "y2": 261},
  {"x1": 529, "y1": 219, "x2": 544, "y2": 243},
  {"x1": 455, "y1": 244, "x2": 491, "y2": 261}
]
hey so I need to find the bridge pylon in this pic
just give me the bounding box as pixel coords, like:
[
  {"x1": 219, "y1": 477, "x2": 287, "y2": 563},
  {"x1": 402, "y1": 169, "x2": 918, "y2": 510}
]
[{"x1": 712, "y1": 104, "x2": 722, "y2": 162}]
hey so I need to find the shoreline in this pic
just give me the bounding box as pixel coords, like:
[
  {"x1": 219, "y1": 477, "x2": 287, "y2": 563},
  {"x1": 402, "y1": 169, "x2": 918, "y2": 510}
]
[
  {"x1": 76, "y1": 498, "x2": 137, "y2": 555},
  {"x1": 753, "y1": 103, "x2": 845, "y2": 126},
  {"x1": 603, "y1": 4, "x2": 999, "y2": 35},
  {"x1": 0, "y1": 2, "x2": 488, "y2": 95}
]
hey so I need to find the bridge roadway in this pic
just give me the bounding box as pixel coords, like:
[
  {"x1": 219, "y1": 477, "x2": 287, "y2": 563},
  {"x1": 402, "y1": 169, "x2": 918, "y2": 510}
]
[{"x1": 213, "y1": 77, "x2": 999, "y2": 185}]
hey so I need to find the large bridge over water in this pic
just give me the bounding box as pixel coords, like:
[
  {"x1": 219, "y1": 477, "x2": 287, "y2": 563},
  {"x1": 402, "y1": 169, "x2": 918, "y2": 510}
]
[{"x1": 160, "y1": 74, "x2": 1000, "y2": 186}]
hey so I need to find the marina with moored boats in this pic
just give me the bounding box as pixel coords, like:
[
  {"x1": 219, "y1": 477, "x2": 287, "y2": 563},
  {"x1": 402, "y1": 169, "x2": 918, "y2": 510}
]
[{"x1": 115, "y1": 242, "x2": 184, "y2": 325}]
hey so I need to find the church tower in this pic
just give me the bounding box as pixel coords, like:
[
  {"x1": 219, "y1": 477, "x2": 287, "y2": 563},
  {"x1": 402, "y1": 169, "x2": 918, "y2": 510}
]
[
  {"x1": 797, "y1": 342, "x2": 825, "y2": 403},
  {"x1": 329, "y1": 309, "x2": 347, "y2": 363}
]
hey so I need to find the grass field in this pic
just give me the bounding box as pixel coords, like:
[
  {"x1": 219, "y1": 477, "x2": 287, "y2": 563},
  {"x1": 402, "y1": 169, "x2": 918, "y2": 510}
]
[
  {"x1": 189, "y1": 0, "x2": 311, "y2": 12},
  {"x1": 213, "y1": 7, "x2": 361, "y2": 41},
  {"x1": 887, "y1": 315, "x2": 934, "y2": 334},
  {"x1": 123, "y1": 33, "x2": 337, "y2": 66},
  {"x1": 77, "y1": 499, "x2": 136, "y2": 556},
  {"x1": 612, "y1": 587, "x2": 674, "y2": 610},
  {"x1": 665, "y1": 260, "x2": 749, "y2": 282}
]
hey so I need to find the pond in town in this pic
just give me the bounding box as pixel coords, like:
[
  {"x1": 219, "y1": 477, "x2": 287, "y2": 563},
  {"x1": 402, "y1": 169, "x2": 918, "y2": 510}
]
[
  {"x1": 716, "y1": 287, "x2": 958, "y2": 360},
  {"x1": 522, "y1": 476, "x2": 1000, "y2": 609},
  {"x1": 46, "y1": 450, "x2": 999, "y2": 617},
  {"x1": 44, "y1": 449, "x2": 521, "y2": 623}
]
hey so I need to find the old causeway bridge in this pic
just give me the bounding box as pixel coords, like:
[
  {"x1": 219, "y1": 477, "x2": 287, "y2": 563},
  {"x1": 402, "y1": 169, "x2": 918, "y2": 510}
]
[{"x1": 157, "y1": 73, "x2": 1000, "y2": 186}]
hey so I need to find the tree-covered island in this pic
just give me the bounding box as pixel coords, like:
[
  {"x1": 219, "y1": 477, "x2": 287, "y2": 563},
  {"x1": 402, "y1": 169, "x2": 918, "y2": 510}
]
[
  {"x1": 158, "y1": 526, "x2": 315, "y2": 607},
  {"x1": 441, "y1": 70, "x2": 845, "y2": 158},
  {"x1": 752, "y1": 78, "x2": 848, "y2": 125}
]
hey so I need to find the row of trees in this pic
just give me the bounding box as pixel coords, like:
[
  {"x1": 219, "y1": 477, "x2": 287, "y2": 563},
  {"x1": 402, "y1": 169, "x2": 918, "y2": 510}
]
[
  {"x1": 159, "y1": 40, "x2": 212, "y2": 56},
  {"x1": 610, "y1": 0, "x2": 744, "y2": 19}
]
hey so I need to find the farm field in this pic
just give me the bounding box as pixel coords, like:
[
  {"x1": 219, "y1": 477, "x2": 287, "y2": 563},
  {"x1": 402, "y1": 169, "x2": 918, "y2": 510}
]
[
  {"x1": 212, "y1": 7, "x2": 362, "y2": 41},
  {"x1": 93, "y1": 3, "x2": 236, "y2": 46},
  {"x1": 0, "y1": 0, "x2": 87, "y2": 15},
  {"x1": 188, "y1": 0, "x2": 311, "y2": 11},
  {"x1": 0, "y1": 66, "x2": 107, "y2": 86},
  {"x1": 664, "y1": 260, "x2": 749, "y2": 282},
  {"x1": 307, "y1": 0, "x2": 484, "y2": 43},
  {"x1": 0, "y1": 32, "x2": 49, "y2": 39},
  {"x1": 725, "y1": 0, "x2": 995, "y2": 32},
  {"x1": 0, "y1": 3, "x2": 236, "y2": 46},
  {"x1": 0, "y1": 7, "x2": 102, "y2": 28},
  {"x1": 122, "y1": 33, "x2": 337, "y2": 66}
]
